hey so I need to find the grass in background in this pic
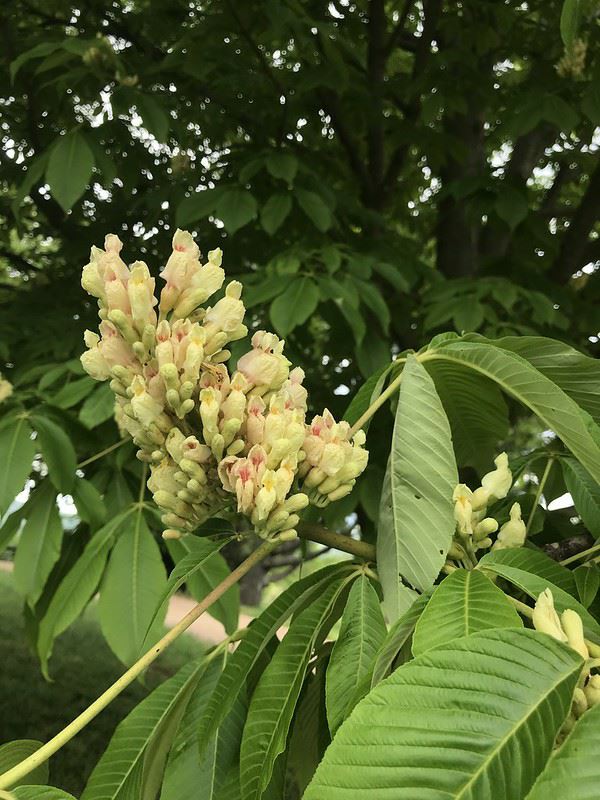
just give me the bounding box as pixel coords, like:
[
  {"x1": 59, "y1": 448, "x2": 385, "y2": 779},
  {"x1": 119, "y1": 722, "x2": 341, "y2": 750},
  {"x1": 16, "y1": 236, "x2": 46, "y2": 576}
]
[{"x1": 0, "y1": 572, "x2": 203, "y2": 795}]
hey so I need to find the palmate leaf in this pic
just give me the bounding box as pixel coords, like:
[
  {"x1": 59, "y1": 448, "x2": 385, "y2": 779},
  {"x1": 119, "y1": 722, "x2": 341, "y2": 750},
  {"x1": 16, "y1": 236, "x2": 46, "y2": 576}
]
[
  {"x1": 13, "y1": 788, "x2": 77, "y2": 800},
  {"x1": 0, "y1": 415, "x2": 34, "y2": 515},
  {"x1": 487, "y1": 336, "x2": 600, "y2": 424},
  {"x1": 427, "y1": 340, "x2": 600, "y2": 483},
  {"x1": 378, "y1": 355, "x2": 458, "y2": 621},
  {"x1": 145, "y1": 537, "x2": 231, "y2": 644},
  {"x1": 37, "y1": 509, "x2": 133, "y2": 678},
  {"x1": 304, "y1": 629, "x2": 582, "y2": 800},
  {"x1": 479, "y1": 552, "x2": 600, "y2": 642},
  {"x1": 562, "y1": 458, "x2": 600, "y2": 538},
  {"x1": 325, "y1": 576, "x2": 386, "y2": 733},
  {"x1": 197, "y1": 562, "x2": 355, "y2": 755},
  {"x1": 412, "y1": 569, "x2": 522, "y2": 656},
  {"x1": 98, "y1": 506, "x2": 167, "y2": 666},
  {"x1": 425, "y1": 359, "x2": 509, "y2": 474},
  {"x1": 0, "y1": 740, "x2": 48, "y2": 788},
  {"x1": 239, "y1": 575, "x2": 354, "y2": 800},
  {"x1": 166, "y1": 537, "x2": 239, "y2": 635},
  {"x1": 527, "y1": 703, "x2": 600, "y2": 799},
  {"x1": 81, "y1": 660, "x2": 206, "y2": 800},
  {"x1": 480, "y1": 547, "x2": 577, "y2": 596},
  {"x1": 13, "y1": 480, "x2": 63, "y2": 609},
  {"x1": 370, "y1": 591, "x2": 431, "y2": 686}
]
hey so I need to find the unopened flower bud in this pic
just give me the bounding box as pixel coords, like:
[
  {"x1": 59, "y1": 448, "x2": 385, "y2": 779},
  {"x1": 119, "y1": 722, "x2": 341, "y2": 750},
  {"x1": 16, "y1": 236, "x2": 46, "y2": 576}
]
[
  {"x1": 492, "y1": 503, "x2": 526, "y2": 550},
  {"x1": 561, "y1": 609, "x2": 589, "y2": 659},
  {"x1": 532, "y1": 589, "x2": 568, "y2": 643},
  {"x1": 585, "y1": 675, "x2": 600, "y2": 707},
  {"x1": 481, "y1": 452, "x2": 512, "y2": 501}
]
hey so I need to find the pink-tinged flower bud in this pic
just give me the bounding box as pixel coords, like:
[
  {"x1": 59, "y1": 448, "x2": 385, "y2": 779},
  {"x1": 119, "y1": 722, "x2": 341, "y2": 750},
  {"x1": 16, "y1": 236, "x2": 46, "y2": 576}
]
[
  {"x1": 237, "y1": 331, "x2": 291, "y2": 391},
  {"x1": 182, "y1": 436, "x2": 212, "y2": 464},
  {"x1": 246, "y1": 395, "x2": 266, "y2": 445},
  {"x1": 128, "y1": 261, "x2": 157, "y2": 331},
  {"x1": 481, "y1": 452, "x2": 512, "y2": 501},
  {"x1": 492, "y1": 502, "x2": 526, "y2": 550},
  {"x1": 130, "y1": 375, "x2": 163, "y2": 426},
  {"x1": 532, "y1": 589, "x2": 568, "y2": 643},
  {"x1": 282, "y1": 367, "x2": 308, "y2": 411}
]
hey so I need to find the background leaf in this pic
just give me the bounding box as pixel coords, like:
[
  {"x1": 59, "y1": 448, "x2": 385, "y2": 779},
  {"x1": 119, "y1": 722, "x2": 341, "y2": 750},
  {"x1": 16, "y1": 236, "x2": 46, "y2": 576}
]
[
  {"x1": 0, "y1": 416, "x2": 34, "y2": 515},
  {"x1": 45, "y1": 131, "x2": 94, "y2": 212},
  {"x1": 0, "y1": 740, "x2": 48, "y2": 788},
  {"x1": 270, "y1": 277, "x2": 320, "y2": 337},
  {"x1": 31, "y1": 412, "x2": 77, "y2": 494}
]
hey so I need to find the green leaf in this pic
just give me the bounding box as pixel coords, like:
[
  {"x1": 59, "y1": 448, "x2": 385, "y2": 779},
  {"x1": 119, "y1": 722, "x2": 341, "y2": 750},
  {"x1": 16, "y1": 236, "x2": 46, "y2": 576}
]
[
  {"x1": 49, "y1": 376, "x2": 96, "y2": 409},
  {"x1": 574, "y1": 564, "x2": 600, "y2": 608},
  {"x1": 197, "y1": 562, "x2": 354, "y2": 759},
  {"x1": 0, "y1": 740, "x2": 48, "y2": 788},
  {"x1": 239, "y1": 576, "x2": 352, "y2": 800},
  {"x1": 10, "y1": 41, "x2": 62, "y2": 81},
  {"x1": 325, "y1": 576, "x2": 386, "y2": 733},
  {"x1": 304, "y1": 629, "x2": 583, "y2": 800},
  {"x1": 81, "y1": 660, "x2": 206, "y2": 800},
  {"x1": 560, "y1": 0, "x2": 583, "y2": 49},
  {"x1": 355, "y1": 279, "x2": 390, "y2": 334},
  {"x1": 135, "y1": 93, "x2": 169, "y2": 142},
  {"x1": 426, "y1": 359, "x2": 509, "y2": 473},
  {"x1": 162, "y1": 656, "x2": 246, "y2": 800},
  {"x1": 98, "y1": 508, "x2": 167, "y2": 665},
  {"x1": 563, "y1": 458, "x2": 600, "y2": 537},
  {"x1": 215, "y1": 190, "x2": 258, "y2": 234},
  {"x1": 72, "y1": 476, "x2": 107, "y2": 529},
  {"x1": 378, "y1": 355, "x2": 458, "y2": 620},
  {"x1": 527, "y1": 702, "x2": 600, "y2": 798},
  {"x1": 270, "y1": 277, "x2": 320, "y2": 337},
  {"x1": 0, "y1": 503, "x2": 28, "y2": 555},
  {"x1": 487, "y1": 336, "x2": 600, "y2": 424},
  {"x1": 176, "y1": 188, "x2": 222, "y2": 227},
  {"x1": 13, "y1": 481, "x2": 63, "y2": 608},
  {"x1": 286, "y1": 663, "x2": 329, "y2": 798},
  {"x1": 167, "y1": 537, "x2": 239, "y2": 634},
  {"x1": 266, "y1": 152, "x2": 298, "y2": 183},
  {"x1": 430, "y1": 340, "x2": 600, "y2": 483},
  {"x1": 12, "y1": 153, "x2": 49, "y2": 215},
  {"x1": 479, "y1": 552, "x2": 600, "y2": 642},
  {"x1": 13, "y1": 788, "x2": 77, "y2": 800},
  {"x1": 453, "y1": 300, "x2": 485, "y2": 332},
  {"x1": 295, "y1": 189, "x2": 332, "y2": 232},
  {"x1": 37, "y1": 511, "x2": 131, "y2": 677},
  {"x1": 370, "y1": 592, "x2": 431, "y2": 686},
  {"x1": 46, "y1": 131, "x2": 95, "y2": 212},
  {"x1": 412, "y1": 569, "x2": 522, "y2": 655},
  {"x1": 31, "y1": 413, "x2": 77, "y2": 494},
  {"x1": 79, "y1": 383, "x2": 116, "y2": 428},
  {"x1": 260, "y1": 193, "x2": 292, "y2": 235},
  {"x1": 0, "y1": 416, "x2": 34, "y2": 516},
  {"x1": 343, "y1": 363, "x2": 392, "y2": 429},
  {"x1": 495, "y1": 185, "x2": 529, "y2": 229},
  {"x1": 480, "y1": 547, "x2": 577, "y2": 596}
]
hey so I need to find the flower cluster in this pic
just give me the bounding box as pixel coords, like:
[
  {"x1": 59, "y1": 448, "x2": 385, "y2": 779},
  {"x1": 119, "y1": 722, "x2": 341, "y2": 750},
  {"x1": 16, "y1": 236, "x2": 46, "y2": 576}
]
[
  {"x1": 532, "y1": 588, "x2": 599, "y2": 733},
  {"x1": 450, "y1": 453, "x2": 525, "y2": 560},
  {"x1": 80, "y1": 230, "x2": 368, "y2": 539}
]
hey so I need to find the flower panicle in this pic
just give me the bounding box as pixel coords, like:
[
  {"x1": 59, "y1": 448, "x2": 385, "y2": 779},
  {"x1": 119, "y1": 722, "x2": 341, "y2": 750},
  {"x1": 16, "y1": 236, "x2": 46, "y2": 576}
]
[{"x1": 80, "y1": 229, "x2": 369, "y2": 539}]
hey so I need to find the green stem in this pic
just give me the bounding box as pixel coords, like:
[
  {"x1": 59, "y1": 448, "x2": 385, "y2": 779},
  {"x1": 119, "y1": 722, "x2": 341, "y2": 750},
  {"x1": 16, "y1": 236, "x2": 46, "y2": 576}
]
[
  {"x1": 297, "y1": 523, "x2": 376, "y2": 561},
  {"x1": 561, "y1": 541, "x2": 600, "y2": 567},
  {"x1": 0, "y1": 537, "x2": 280, "y2": 790},
  {"x1": 348, "y1": 360, "x2": 406, "y2": 436},
  {"x1": 77, "y1": 438, "x2": 128, "y2": 469},
  {"x1": 525, "y1": 457, "x2": 554, "y2": 538},
  {"x1": 505, "y1": 593, "x2": 533, "y2": 619}
]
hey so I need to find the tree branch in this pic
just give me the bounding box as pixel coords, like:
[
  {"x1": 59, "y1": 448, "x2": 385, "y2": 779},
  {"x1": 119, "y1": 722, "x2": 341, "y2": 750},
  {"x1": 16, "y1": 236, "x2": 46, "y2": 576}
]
[{"x1": 298, "y1": 523, "x2": 376, "y2": 561}]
